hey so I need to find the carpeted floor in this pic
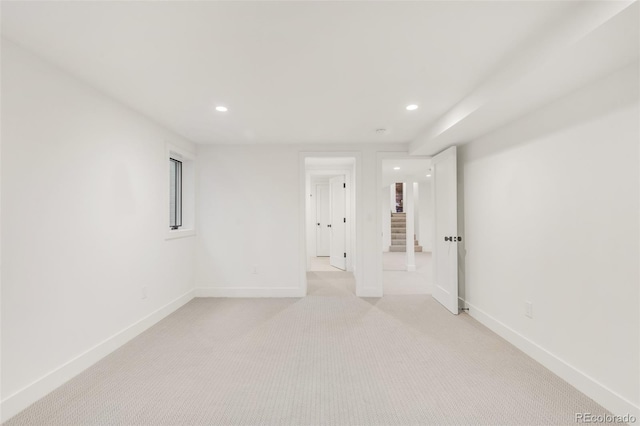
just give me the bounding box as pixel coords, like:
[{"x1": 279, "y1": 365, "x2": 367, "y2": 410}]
[
  {"x1": 383, "y1": 252, "x2": 432, "y2": 295},
  {"x1": 5, "y1": 271, "x2": 610, "y2": 425},
  {"x1": 308, "y1": 256, "x2": 343, "y2": 272},
  {"x1": 382, "y1": 251, "x2": 431, "y2": 272}
]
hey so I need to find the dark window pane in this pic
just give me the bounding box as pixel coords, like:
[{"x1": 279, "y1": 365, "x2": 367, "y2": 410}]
[{"x1": 170, "y1": 158, "x2": 182, "y2": 229}]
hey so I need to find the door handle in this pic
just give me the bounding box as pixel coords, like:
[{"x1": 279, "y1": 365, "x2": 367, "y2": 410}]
[{"x1": 317, "y1": 223, "x2": 320, "y2": 226}]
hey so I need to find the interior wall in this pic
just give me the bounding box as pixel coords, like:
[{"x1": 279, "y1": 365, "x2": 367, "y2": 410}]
[
  {"x1": 460, "y1": 62, "x2": 639, "y2": 417},
  {"x1": 195, "y1": 144, "x2": 299, "y2": 296},
  {"x1": 413, "y1": 182, "x2": 419, "y2": 240},
  {"x1": 381, "y1": 185, "x2": 391, "y2": 252},
  {"x1": 418, "y1": 180, "x2": 433, "y2": 252},
  {"x1": 1, "y1": 40, "x2": 197, "y2": 418},
  {"x1": 196, "y1": 143, "x2": 407, "y2": 297}
]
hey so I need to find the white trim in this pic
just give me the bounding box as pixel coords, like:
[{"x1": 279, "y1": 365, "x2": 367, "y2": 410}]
[
  {"x1": 356, "y1": 287, "x2": 383, "y2": 298},
  {"x1": 0, "y1": 290, "x2": 195, "y2": 423},
  {"x1": 195, "y1": 287, "x2": 304, "y2": 298},
  {"x1": 460, "y1": 298, "x2": 640, "y2": 419},
  {"x1": 166, "y1": 142, "x2": 195, "y2": 162}
]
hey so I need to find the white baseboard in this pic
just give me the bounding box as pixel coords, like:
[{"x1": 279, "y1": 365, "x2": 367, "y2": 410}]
[
  {"x1": 460, "y1": 298, "x2": 640, "y2": 419},
  {"x1": 357, "y1": 287, "x2": 383, "y2": 298},
  {"x1": 195, "y1": 287, "x2": 304, "y2": 298},
  {"x1": 1, "y1": 290, "x2": 195, "y2": 423}
]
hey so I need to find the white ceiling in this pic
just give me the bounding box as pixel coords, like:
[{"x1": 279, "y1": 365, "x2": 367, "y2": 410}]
[
  {"x1": 1, "y1": 1, "x2": 581, "y2": 145},
  {"x1": 382, "y1": 158, "x2": 432, "y2": 188},
  {"x1": 410, "y1": 1, "x2": 639, "y2": 155}
]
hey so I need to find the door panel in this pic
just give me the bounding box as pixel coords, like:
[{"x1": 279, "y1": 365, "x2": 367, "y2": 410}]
[
  {"x1": 315, "y1": 184, "x2": 330, "y2": 256},
  {"x1": 329, "y1": 175, "x2": 346, "y2": 270},
  {"x1": 432, "y1": 146, "x2": 459, "y2": 314}
]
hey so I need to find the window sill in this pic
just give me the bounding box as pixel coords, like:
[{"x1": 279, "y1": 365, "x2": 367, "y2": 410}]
[{"x1": 165, "y1": 228, "x2": 196, "y2": 240}]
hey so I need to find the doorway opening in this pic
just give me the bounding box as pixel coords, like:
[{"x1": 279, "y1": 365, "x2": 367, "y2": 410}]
[
  {"x1": 303, "y1": 156, "x2": 357, "y2": 295},
  {"x1": 377, "y1": 147, "x2": 460, "y2": 313},
  {"x1": 381, "y1": 158, "x2": 434, "y2": 295},
  {"x1": 309, "y1": 175, "x2": 346, "y2": 271}
]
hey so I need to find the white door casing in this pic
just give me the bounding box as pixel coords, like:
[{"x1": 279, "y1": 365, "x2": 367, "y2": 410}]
[
  {"x1": 432, "y1": 146, "x2": 459, "y2": 314},
  {"x1": 329, "y1": 175, "x2": 346, "y2": 270},
  {"x1": 315, "y1": 183, "x2": 330, "y2": 256}
]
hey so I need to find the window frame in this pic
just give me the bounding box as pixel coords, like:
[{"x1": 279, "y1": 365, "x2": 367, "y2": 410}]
[
  {"x1": 166, "y1": 143, "x2": 195, "y2": 240},
  {"x1": 169, "y1": 157, "x2": 183, "y2": 230}
]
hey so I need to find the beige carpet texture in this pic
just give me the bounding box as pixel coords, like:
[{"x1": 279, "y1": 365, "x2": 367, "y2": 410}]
[{"x1": 5, "y1": 271, "x2": 610, "y2": 425}]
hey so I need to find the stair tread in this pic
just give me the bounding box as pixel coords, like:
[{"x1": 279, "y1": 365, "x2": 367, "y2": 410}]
[
  {"x1": 389, "y1": 246, "x2": 423, "y2": 252},
  {"x1": 389, "y1": 212, "x2": 420, "y2": 252}
]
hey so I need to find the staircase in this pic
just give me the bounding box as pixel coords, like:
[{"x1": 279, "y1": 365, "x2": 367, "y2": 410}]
[{"x1": 389, "y1": 212, "x2": 422, "y2": 252}]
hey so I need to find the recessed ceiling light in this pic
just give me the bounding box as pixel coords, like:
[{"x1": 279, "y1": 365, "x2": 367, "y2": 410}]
[
  {"x1": 393, "y1": 167, "x2": 401, "y2": 170},
  {"x1": 426, "y1": 174, "x2": 432, "y2": 177},
  {"x1": 215, "y1": 106, "x2": 228, "y2": 112},
  {"x1": 406, "y1": 104, "x2": 419, "y2": 111}
]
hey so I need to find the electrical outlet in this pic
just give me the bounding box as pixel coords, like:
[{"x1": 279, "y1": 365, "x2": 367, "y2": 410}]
[
  {"x1": 525, "y1": 301, "x2": 533, "y2": 318},
  {"x1": 142, "y1": 286, "x2": 148, "y2": 300}
]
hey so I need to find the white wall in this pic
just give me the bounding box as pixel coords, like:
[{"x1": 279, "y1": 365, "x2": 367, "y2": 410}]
[
  {"x1": 381, "y1": 185, "x2": 391, "y2": 252},
  {"x1": 1, "y1": 40, "x2": 197, "y2": 419},
  {"x1": 418, "y1": 180, "x2": 433, "y2": 251},
  {"x1": 195, "y1": 145, "x2": 300, "y2": 296},
  {"x1": 413, "y1": 182, "x2": 419, "y2": 240},
  {"x1": 460, "y1": 62, "x2": 639, "y2": 417},
  {"x1": 196, "y1": 143, "x2": 407, "y2": 297}
]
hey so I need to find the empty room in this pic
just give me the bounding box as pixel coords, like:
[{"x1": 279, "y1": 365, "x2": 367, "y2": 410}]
[{"x1": 1, "y1": 1, "x2": 638, "y2": 425}]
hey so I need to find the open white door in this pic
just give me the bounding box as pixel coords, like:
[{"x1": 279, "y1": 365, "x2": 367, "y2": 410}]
[
  {"x1": 315, "y1": 184, "x2": 330, "y2": 256},
  {"x1": 329, "y1": 175, "x2": 346, "y2": 270},
  {"x1": 432, "y1": 146, "x2": 459, "y2": 314}
]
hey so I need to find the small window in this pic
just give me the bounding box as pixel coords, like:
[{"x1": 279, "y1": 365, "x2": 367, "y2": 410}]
[
  {"x1": 169, "y1": 158, "x2": 182, "y2": 230},
  {"x1": 166, "y1": 144, "x2": 194, "y2": 239}
]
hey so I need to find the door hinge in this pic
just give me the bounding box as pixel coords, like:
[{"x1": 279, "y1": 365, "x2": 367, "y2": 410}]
[
  {"x1": 344, "y1": 252, "x2": 346, "y2": 258},
  {"x1": 343, "y1": 183, "x2": 346, "y2": 188},
  {"x1": 343, "y1": 217, "x2": 346, "y2": 223}
]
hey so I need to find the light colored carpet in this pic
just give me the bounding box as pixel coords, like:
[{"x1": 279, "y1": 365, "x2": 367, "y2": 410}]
[
  {"x1": 308, "y1": 256, "x2": 343, "y2": 272},
  {"x1": 5, "y1": 272, "x2": 610, "y2": 425},
  {"x1": 382, "y1": 251, "x2": 431, "y2": 272},
  {"x1": 383, "y1": 252, "x2": 432, "y2": 295}
]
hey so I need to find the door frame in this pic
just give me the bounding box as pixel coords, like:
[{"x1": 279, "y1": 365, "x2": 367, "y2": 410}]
[
  {"x1": 375, "y1": 152, "x2": 432, "y2": 296},
  {"x1": 299, "y1": 153, "x2": 361, "y2": 296}
]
